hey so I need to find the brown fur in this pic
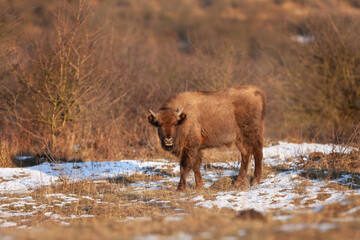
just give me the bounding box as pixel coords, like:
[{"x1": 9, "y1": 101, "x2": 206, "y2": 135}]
[{"x1": 148, "y1": 86, "x2": 266, "y2": 191}]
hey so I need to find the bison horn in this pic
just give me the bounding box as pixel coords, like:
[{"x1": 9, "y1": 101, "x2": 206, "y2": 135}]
[
  {"x1": 149, "y1": 109, "x2": 157, "y2": 118},
  {"x1": 177, "y1": 107, "x2": 184, "y2": 116}
]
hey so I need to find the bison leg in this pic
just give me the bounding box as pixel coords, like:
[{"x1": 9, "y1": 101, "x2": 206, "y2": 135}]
[
  {"x1": 177, "y1": 162, "x2": 191, "y2": 191},
  {"x1": 193, "y1": 152, "x2": 203, "y2": 190},
  {"x1": 177, "y1": 148, "x2": 193, "y2": 191},
  {"x1": 251, "y1": 144, "x2": 263, "y2": 185},
  {"x1": 234, "y1": 153, "x2": 251, "y2": 188}
]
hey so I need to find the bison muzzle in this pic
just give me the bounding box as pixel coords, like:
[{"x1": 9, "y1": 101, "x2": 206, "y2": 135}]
[{"x1": 148, "y1": 86, "x2": 266, "y2": 191}]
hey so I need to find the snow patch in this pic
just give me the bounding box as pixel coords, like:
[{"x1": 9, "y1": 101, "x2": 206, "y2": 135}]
[
  {"x1": 278, "y1": 223, "x2": 337, "y2": 232},
  {"x1": 0, "y1": 222, "x2": 17, "y2": 227}
]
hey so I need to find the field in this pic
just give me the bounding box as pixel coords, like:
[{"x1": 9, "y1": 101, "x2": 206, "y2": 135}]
[
  {"x1": 1, "y1": 0, "x2": 359, "y2": 162},
  {"x1": 0, "y1": 0, "x2": 360, "y2": 239},
  {"x1": 0, "y1": 142, "x2": 359, "y2": 239}
]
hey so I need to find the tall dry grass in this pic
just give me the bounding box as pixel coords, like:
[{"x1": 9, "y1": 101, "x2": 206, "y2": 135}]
[
  {"x1": 0, "y1": 0, "x2": 359, "y2": 165},
  {"x1": 282, "y1": 13, "x2": 360, "y2": 141}
]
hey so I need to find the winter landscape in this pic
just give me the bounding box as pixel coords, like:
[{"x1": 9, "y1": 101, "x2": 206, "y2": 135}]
[
  {"x1": 0, "y1": 142, "x2": 359, "y2": 239},
  {"x1": 1, "y1": 0, "x2": 360, "y2": 239}
]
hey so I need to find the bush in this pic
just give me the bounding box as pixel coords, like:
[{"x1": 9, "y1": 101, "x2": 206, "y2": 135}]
[
  {"x1": 283, "y1": 13, "x2": 360, "y2": 142},
  {"x1": 1, "y1": 0, "x2": 359, "y2": 165},
  {"x1": 1, "y1": 1, "x2": 123, "y2": 157}
]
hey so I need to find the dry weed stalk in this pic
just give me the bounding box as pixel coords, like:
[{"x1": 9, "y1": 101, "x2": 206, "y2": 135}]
[
  {"x1": 283, "y1": 12, "x2": 360, "y2": 141},
  {"x1": 0, "y1": 0, "x2": 359, "y2": 164},
  {"x1": 1, "y1": 0, "x2": 120, "y2": 156}
]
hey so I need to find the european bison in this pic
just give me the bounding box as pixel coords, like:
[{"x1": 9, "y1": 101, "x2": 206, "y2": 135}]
[{"x1": 148, "y1": 86, "x2": 266, "y2": 191}]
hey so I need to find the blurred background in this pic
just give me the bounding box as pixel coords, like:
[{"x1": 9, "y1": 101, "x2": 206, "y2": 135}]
[{"x1": 0, "y1": 0, "x2": 359, "y2": 165}]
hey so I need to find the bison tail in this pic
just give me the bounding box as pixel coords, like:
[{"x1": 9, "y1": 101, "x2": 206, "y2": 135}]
[{"x1": 257, "y1": 90, "x2": 267, "y2": 121}]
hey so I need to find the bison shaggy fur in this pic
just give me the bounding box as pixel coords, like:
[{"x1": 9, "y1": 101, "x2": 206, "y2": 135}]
[{"x1": 148, "y1": 86, "x2": 266, "y2": 191}]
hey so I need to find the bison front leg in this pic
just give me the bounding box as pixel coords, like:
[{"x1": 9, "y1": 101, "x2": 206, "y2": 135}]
[
  {"x1": 177, "y1": 148, "x2": 193, "y2": 192},
  {"x1": 193, "y1": 151, "x2": 203, "y2": 190},
  {"x1": 177, "y1": 162, "x2": 192, "y2": 191}
]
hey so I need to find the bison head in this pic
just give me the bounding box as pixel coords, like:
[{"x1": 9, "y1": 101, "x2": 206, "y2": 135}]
[{"x1": 148, "y1": 107, "x2": 187, "y2": 151}]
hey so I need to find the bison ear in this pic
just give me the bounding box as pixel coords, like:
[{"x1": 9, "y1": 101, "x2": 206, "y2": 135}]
[
  {"x1": 148, "y1": 114, "x2": 158, "y2": 127},
  {"x1": 176, "y1": 113, "x2": 187, "y2": 126}
]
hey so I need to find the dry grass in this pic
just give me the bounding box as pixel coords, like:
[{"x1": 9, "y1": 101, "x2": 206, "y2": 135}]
[
  {"x1": 0, "y1": 178, "x2": 359, "y2": 240},
  {"x1": 0, "y1": 0, "x2": 359, "y2": 238},
  {"x1": 0, "y1": 0, "x2": 359, "y2": 165},
  {"x1": 300, "y1": 150, "x2": 360, "y2": 173},
  {"x1": 0, "y1": 147, "x2": 359, "y2": 239}
]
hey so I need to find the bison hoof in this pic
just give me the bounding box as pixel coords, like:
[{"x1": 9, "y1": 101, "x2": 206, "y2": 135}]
[
  {"x1": 251, "y1": 177, "x2": 262, "y2": 186},
  {"x1": 176, "y1": 186, "x2": 186, "y2": 192},
  {"x1": 234, "y1": 179, "x2": 249, "y2": 190}
]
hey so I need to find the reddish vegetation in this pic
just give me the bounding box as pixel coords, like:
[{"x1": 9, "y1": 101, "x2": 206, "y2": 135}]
[
  {"x1": 0, "y1": 0, "x2": 358, "y2": 164},
  {"x1": 148, "y1": 86, "x2": 266, "y2": 191}
]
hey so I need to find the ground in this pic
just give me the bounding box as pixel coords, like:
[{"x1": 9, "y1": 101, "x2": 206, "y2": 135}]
[{"x1": 0, "y1": 142, "x2": 359, "y2": 239}]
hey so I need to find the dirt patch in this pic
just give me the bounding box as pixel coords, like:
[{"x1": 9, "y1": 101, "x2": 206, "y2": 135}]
[
  {"x1": 11, "y1": 155, "x2": 84, "y2": 167},
  {"x1": 308, "y1": 152, "x2": 325, "y2": 161},
  {"x1": 299, "y1": 169, "x2": 360, "y2": 189},
  {"x1": 108, "y1": 173, "x2": 165, "y2": 186},
  {"x1": 209, "y1": 177, "x2": 239, "y2": 191},
  {"x1": 300, "y1": 150, "x2": 360, "y2": 173},
  {"x1": 236, "y1": 209, "x2": 267, "y2": 222},
  {"x1": 316, "y1": 193, "x2": 332, "y2": 201}
]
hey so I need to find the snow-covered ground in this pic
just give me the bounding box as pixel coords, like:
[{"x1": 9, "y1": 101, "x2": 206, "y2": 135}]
[
  {"x1": 0, "y1": 159, "x2": 171, "y2": 193},
  {"x1": 0, "y1": 142, "x2": 353, "y2": 194},
  {"x1": 0, "y1": 142, "x2": 358, "y2": 228}
]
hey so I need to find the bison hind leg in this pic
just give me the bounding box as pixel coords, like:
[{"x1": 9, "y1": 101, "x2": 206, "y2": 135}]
[
  {"x1": 234, "y1": 152, "x2": 251, "y2": 189},
  {"x1": 251, "y1": 143, "x2": 263, "y2": 186}
]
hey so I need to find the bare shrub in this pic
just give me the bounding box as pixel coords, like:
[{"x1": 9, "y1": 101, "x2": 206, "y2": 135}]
[
  {"x1": 191, "y1": 42, "x2": 253, "y2": 90},
  {"x1": 283, "y1": 13, "x2": 360, "y2": 142},
  {"x1": 2, "y1": 0, "x2": 358, "y2": 164},
  {"x1": 1, "y1": 1, "x2": 121, "y2": 157}
]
